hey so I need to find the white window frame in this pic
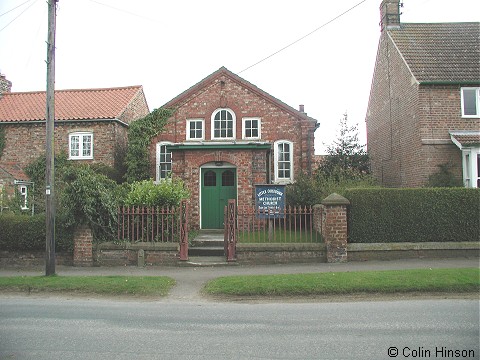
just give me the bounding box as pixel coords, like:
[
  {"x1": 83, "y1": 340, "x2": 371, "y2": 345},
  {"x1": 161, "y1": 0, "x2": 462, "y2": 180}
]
[
  {"x1": 462, "y1": 148, "x2": 480, "y2": 188},
  {"x1": 19, "y1": 185, "x2": 28, "y2": 210},
  {"x1": 186, "y1": 119, "x2": 205, "y2": 140},
  {"x1": 156, "y1": 142, "x2": 173, "y2": 182},
  {"x1": 211, "y1": 108, "x2": 236, "y2": 140},
  {"x1": 69, "y1": 132, "x2": 93, "y2": 160},
  {"x1": 274, "y1": 140, "x2": 294, "y2": 184},
  {"x1": 242, "y1": 117, "x2": 261, "y2": 140},
  {"x1": 461, "y1": 87, "x2": 480, "y2": 118}
]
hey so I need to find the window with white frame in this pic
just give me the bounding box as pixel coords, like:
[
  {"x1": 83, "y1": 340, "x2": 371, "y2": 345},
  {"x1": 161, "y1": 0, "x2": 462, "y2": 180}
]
[
  {"x1": 212, "y1": 109, "x2": 235, "y2": 139},
  {"x1": 69, "y1": 132, "x2": 93, "y2": 159},
  {"x1": 19, "y1": 185, "x2": 28, "y2": 210},
  {"x1": 156, "y1": 142, "x2": 172, "y2": 181},
  {"x1": 461, "y1": 87, "x2": 480, "y2": 117},
  {"x1": 274, "y1": 140, "x2": 294, "y2": 183},
  {"x1": 242, "y1": 118, "x2": 261, "y2": 139},
  {"x1": 187, "y1": 119, "x2": 204, "y2": 140}
]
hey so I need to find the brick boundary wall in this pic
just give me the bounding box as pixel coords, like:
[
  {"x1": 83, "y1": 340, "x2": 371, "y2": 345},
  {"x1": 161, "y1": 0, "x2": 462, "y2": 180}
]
[
  {"x1": 319, "y1": 193, "x2": 350, "y2": 263},
  {"x1": 73, "y1": 224, "x2": 93, "y2": 266}
]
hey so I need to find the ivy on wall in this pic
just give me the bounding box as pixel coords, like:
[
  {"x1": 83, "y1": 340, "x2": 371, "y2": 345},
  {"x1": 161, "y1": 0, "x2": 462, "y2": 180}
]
[{"x1": 125, "y1": 107, "x2": 173, "y2": 183}]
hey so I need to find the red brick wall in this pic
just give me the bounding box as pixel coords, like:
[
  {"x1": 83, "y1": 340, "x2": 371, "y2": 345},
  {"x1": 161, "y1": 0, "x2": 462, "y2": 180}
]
[
  {"x1": 366, "y1": 32, "x2": 479, "y2": 187},
  {"x1": 152, "y1": 74, "x2": 316, "y2": 228},
  {"x1": 117, "y1": 88, "x2": 150, "y2": 124},
  {"x1": 151, "y1": 74, "x2": 316, "y2": 179},
  {"x1": 171, "y1": 148, "x2": 269, "y2": 229},
  {"x1": 0, "y1": 121, "x2": 128, "y2": 169}
]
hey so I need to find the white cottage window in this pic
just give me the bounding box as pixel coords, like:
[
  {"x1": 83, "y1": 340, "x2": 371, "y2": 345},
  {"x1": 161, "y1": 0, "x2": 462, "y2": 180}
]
[
  {"x1": 69, "y1": 132, "x2": 93, "y2": 160},
  {"x1": 274, "y1": 140, "x2": 294, "y2": 183},
  {"x1": 156, "y1": 142, "x2": 173, "y2": 181}
]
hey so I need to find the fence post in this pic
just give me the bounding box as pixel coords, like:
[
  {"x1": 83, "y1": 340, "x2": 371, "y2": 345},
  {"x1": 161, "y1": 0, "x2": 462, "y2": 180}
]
[
  {"x1": 178, "y1": 199, "x2": 189, "y2": 261},
  {"x1": 226, "y1": 199, "x2": 236, "y2": 262},
  {"x1": 321, "y1": 193, "x2": 350, "y2": 263}
]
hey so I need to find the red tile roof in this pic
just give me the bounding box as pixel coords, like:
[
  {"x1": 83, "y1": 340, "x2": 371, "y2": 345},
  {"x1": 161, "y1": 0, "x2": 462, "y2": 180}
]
[
  {"x1": 0, "y1": 85, "x2": 144, "y2": 122},
  {"x1": 450, "y1": 132, "x2": 480, "y2": 147}
]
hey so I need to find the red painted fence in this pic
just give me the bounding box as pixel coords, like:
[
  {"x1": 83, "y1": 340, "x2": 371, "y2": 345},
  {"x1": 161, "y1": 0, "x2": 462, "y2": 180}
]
[
  {"x1": 235, "y1": 204, "x2": 321, "y2": 243},
  {"x1": 117, "y1": 204, "x2": 183, "y2": 243}
]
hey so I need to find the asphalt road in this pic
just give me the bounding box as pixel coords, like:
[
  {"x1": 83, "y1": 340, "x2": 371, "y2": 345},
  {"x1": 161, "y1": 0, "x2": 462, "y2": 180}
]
[{"x1": 0, "y1": 297, "x2": 478, "y2": 360}]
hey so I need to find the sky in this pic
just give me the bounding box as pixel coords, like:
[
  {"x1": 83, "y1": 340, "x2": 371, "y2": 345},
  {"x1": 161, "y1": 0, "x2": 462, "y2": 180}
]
[{"x1": 1, "y1": 0, "x2": 479, "y2": 154}]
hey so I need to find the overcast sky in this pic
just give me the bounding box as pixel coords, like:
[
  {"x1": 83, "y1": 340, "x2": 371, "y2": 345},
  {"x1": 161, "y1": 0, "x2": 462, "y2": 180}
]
[{"x1": 1, "y1": 0, "x2": 479, "y2": 154}]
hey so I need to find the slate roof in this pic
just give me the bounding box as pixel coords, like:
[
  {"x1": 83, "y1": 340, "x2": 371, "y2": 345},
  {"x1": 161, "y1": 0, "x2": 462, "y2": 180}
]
[
  {"x1": 388, "y1": 22, "x2": 480, "y2": 83},
  {"x1": 0, "y1": 85, "x2": 144, "y2": 122}
]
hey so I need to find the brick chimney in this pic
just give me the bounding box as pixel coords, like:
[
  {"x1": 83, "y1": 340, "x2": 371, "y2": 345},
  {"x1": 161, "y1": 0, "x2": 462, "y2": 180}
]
[
  {"x1": 0, "y1": 74, "x2": 12, "y2": 94},
  {"x1": 380, "y1": 0, "x2": 402, "y2": 31},
  {"x1": 299, "y1": 104, "x2": 305, "y2": 113}
]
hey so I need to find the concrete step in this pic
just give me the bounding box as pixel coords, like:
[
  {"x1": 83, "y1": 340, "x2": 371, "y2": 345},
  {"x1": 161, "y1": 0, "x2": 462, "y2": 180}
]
[
  {"x1": 180, "y1": 256, "x2": 236, "y2": 267},
  {"x1": 189, "y1": 246, "x2": 224, "y2": 257}
]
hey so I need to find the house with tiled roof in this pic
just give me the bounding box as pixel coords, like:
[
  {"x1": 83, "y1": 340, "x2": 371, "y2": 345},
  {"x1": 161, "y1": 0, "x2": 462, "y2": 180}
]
[
  {"x1": 366, "y1": 0, "x2": 480, "y2": 188},
  {"x1": 0, "y1": 76, "x2": 149, "y2": 210},
  {"x1": 152, "y1": 66, "x2": 318, "y2": 229}
]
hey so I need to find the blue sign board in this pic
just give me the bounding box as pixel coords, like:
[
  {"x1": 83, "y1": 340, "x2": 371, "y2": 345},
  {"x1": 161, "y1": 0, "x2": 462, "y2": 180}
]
[{"x1": 255, "y1": 184, "x2": 286, "y2": 219}]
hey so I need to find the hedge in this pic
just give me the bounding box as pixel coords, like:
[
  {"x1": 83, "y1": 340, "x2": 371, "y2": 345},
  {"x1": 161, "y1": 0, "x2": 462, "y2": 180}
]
[
  {"x1": 344, "y1": 188, "x2": 480, "y2": 243},
  {"x1": 0, "y1": 213, "x2": 74, "y2": 252}
]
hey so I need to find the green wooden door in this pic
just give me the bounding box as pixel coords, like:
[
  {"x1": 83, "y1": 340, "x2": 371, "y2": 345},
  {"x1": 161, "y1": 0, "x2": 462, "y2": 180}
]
[{"x1": 201, "y1": 168, "x2": 236, "y2": 229}]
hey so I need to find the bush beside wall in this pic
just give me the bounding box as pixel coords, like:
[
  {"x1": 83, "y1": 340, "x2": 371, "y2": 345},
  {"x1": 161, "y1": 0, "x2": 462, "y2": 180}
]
[
  {"x1": 344, "y1": 188, "x2": 480, "y2": 243},
  {"x1": 0, "y1": 214, "x2": 74, "y2": 252}
]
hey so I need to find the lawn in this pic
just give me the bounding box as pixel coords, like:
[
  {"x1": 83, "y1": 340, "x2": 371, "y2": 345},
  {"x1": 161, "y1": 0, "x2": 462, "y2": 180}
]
[
  {"x1": 237, "y1": 229, "x2": 322, "y2": 243},
  {"x1": 203, "y1": 268, "x2": 480, "y2": 297},
  {"x1": 0, "y1": 275, "x2": 175, "y2": 297}
]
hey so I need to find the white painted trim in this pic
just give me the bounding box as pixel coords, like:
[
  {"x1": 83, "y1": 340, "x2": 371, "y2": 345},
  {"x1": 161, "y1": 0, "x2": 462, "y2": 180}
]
[
  {"x1": 186, "y1": 119, "x2": 205, "y2": 140},
  {"x1": 211, "y1": 108, "x2": 236, "y2": 140},
  {"x1": 242, "y1": 117, "x2": 261, "y2": 140},
  {"x1": 68, "y1": 132, "x2": 93, "y2": 160},
  {"x1": 273, "y1": 140, "x2": 294, "y2": 184},
  {"x1": 461, "y1": 87, "x2": 480, "y2": 118}
]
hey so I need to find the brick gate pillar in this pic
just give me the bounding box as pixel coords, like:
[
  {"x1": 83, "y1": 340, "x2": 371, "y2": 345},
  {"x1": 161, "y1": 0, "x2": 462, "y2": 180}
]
[
  {"x1": 321, "y1": 193, "x2": 350, "y2": 263},
  {"x1": 73, "y1": 224, "x2": 93, "y2": 266}
]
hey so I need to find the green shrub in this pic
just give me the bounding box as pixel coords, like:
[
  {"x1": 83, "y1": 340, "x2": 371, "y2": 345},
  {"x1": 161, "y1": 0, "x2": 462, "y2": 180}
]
[
  {"x1": 344, "y1": 188, "x2": 480, "y2": 243},
  {"x1": 61, "y1": 165, "x2": 119, "y2": 241},
  {"x1": 123, "y1": 179, "x2": 190, "y2": 207},
  {"x1": 0, "y1": 213, "x2": 73, "y2": 252}
]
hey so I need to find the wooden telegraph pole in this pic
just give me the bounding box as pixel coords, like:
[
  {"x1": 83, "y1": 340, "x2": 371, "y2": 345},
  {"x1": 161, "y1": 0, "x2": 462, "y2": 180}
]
[{"x1": 45, "y1": 0, "x2": 58, "y2": 276}]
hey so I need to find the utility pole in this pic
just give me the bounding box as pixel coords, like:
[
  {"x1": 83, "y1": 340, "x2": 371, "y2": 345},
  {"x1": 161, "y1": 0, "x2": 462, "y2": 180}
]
[{"x1": 45, "y1": 0, "x2": 58, "y2": 276}]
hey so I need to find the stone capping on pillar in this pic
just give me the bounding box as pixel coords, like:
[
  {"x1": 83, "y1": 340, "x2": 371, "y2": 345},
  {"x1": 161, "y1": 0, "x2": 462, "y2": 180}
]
[
  {"x1": 73, "y1": 224, "x2": 94, "y2": 266},
  {"x1": 320, "y1": 193, "x2": 350, "y2": 263}
]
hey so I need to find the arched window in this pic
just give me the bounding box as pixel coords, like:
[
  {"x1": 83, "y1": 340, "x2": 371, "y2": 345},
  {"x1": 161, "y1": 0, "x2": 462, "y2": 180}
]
[
  {"x1": 156, "y1": 142, "x2": 172, "y2": 181},
  {"x1": 274, "y1": 140, "x2": 294, "y2": 183},
  {"x1": 211, "y1": 108, "x2": 235, "y2": 140}
]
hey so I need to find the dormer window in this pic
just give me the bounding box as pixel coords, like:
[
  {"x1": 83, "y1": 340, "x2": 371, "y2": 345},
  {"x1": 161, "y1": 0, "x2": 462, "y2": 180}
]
[
  {"x1": 461, "y1": 87, "x2": 480, "y2": 118},
  {"x1": 212, "y1": 109, "x2": 235, "y2": 140}
]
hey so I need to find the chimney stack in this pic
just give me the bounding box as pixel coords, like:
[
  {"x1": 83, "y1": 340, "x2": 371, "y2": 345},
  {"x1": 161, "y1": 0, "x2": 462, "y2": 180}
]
[
  {"x1": 380, "y1": 0, "x2": 402, "y2": 31},
  {"x1": 0, "y1": 74, "x2": 12, "y2": 94},
  {"x1": 299, "y1": 104, "x2": 305, "y2": 113}
]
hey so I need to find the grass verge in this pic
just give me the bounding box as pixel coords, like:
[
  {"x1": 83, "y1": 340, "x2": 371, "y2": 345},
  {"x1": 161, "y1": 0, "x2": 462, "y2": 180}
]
[
  {"x1": 0, "y1": 276, "x2": 175, "y2": 297},
  {"x1": 203, "y1": 268, "x2": 480, "y2": 297}
]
